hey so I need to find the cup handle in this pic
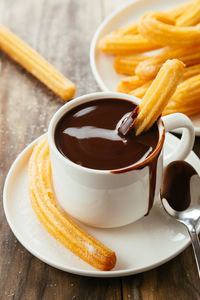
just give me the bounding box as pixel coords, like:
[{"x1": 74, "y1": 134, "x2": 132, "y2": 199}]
[{"x1": 162, "y1": 113, "x2": 195, "y2": 167}]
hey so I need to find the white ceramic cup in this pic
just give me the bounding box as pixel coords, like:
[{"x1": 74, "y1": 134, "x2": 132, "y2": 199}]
[{"x1": 48, "y1": 92, "x2": 195, "y2": 228}]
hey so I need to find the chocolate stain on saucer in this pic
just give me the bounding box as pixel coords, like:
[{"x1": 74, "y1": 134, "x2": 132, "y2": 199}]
[{"x1": 55, "y1": 99, "x2": 165, "y2": 214}]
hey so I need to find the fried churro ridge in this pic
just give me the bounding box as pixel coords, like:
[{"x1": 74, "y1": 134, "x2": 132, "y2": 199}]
[
  {"x1": 134, "y1": 59, "x2": 185, "y2": 135},
  {"x1": 0, "y1": 25, "x2": 75, "y2": 100},
  {"x1": 28, "y1": 138, "x2": 116, "y2": 271},
  {"x1": 139, "y1": 12, "x2": 200, "y2": 47}
]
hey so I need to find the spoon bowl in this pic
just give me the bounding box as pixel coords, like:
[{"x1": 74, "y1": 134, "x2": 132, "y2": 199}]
[
  {"x1": 161, "y1": 162, "x2": 200, "y2": 279},
  {"x1": 162, "y1": 174, "x2": 200, "y2": 227}
]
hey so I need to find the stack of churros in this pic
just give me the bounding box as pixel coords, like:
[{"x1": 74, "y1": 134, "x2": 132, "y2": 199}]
[
  {"x1": 28, "y1": 138, "x2": 116, "y2": 271},
  {"x1": 99, "y1": 0, "x2": 200, "y2": 118}
]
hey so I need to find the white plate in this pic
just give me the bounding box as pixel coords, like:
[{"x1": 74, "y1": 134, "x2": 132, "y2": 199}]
[
  {"x1": 90, "y1": 0, "x2": 200, "y2": 135},
  {"x1": 3, "y1": 133, "x2": 200, "y2": 277}
]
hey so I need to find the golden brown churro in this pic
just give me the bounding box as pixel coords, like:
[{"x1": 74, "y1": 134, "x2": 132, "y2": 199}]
[
  {"x1": 113, "y1": 22, "x2": 138, "y2": 36},
  {"x1": 182, "y1": 64, "x2": 200, "y2": 80},
  {"x1": 118, "y1": 63, "x2": 200, "y2": 95},
  {"x1": 114, "y1": 55, "x2": 148, "y2": 75},
  {"x1": 176, "y1": 0, "x2": 200, "y2": 26},
  {"x1": 168, "y1": 1, "x2": 195, "y2": 18},
  {"x1": 99, "y1": 0, "x2": 200, "y2": 118},
  {"x1": 98, "y1": 34, "x2": 159, "y2": 55},
  {"x1": 168, "y1": 74, "x2": 200, "y2": 105},
  {"x1": 117, "y1": 75, "x2": 146, "y2": 93},
  {"x1": 164, "y1": 105, "x2": 200, "y2": 117},
  {"x1": 98, "y1": 1, "x2": 194, "y2": 55},
  {"x1": 0, "y1": 25, "x2": 75, "y2": 100},
  {"x1": 163, "y1": 86, "x2": 200, "y2": 116},
  {"x1": 134, "y1": 59, "x2": 185, "y2": 135},
  {"x1": 139, "y1": 12, "x2": 200, "y2": 47},
  {"x1": 135, "y1": 46, "x2": 200, "y2": 80},
  {"x1": 129, "y1": 80, "x2": 152, "y2": 98},
  {"x1": 28, "y1": 138, "x2": 116, "y2": 271}
]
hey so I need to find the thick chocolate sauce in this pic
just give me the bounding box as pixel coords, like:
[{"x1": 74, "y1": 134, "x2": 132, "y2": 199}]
[
  {"x1": 55, "y1": 99, "x2": 161, "y2": 213},
  {"x1": 55, "y1": 99, "x2": 159, "y2": 170},
  {"x1": 119, "y1": 106, "x2": 139, "y2": 136},
  {"x1": 161, "y1": 161, "x2": 197, "y2": 211}
]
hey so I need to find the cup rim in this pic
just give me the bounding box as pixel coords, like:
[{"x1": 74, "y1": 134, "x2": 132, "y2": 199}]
[{"x1": 48, "y1": 92, "x2": 165, "y2": 174}]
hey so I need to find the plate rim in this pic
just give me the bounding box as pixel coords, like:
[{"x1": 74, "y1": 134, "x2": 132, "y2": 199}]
[
  {"x1": 90, "y1": 0, "x2": 200, "y2": 136},
  {"x1": 90, "y1": 0, "x2": 139, "y2": 93},
  {"x1": 3, "y1": 133, "x2": 200, "y2": 277}
]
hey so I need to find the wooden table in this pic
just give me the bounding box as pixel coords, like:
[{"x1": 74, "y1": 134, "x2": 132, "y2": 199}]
[{"x1": 0, "y1": 1, "x2": 199, "y2": 299}]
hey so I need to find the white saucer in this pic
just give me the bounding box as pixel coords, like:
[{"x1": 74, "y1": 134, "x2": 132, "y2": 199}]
[
  {"x1": 90, "y1": 0, "x2": 200, "y2": 135},
  {"x1": 3, "y1": 133, "x2": 200, "y2": 277}
]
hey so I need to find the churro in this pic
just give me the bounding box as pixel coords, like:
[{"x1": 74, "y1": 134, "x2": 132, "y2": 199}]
[
  {"x1": 129, "y1": 80, "x2": 152, "y2": 98},
  {"x1": 124, "y1": 63, "x2": 200, "y2": 95},
  {"x1": 0, "y1": 25, "x2": 75, "y2": 100},
  {"x1": 114, "y1": 55, "x2": 148, "y2": 75},
  {"x1": 117, "y1": 63, "x2": 200, "y2": 95},
  {"x1": 28, "y1": 138, "x2": 116, "y2": 271},
  {"x1": 99, "y1": 0, "x2": 200, "y2": 118},
  {"x1": 117, "y1": 75, "x2": 146, "y2": 93},
  {"x1": 98, "y1": 1, "x2": 195, "y2": 55},
  {"x1": 176, "y1": 0, "x2": 200, "y2": 26},
  {"x1": 169, "y1": 74, "x2": 200, "y2": 105},
  {"x1": 98, "y1": 34, "x2": 159, "y2": 55},
  {"x1": 113, "y1": 22, "x2": 138, "y2": 36},
  {"x1": 163, "y1": 101, "x2": 200, "y2": 117},
  {"x1": 168, "y1": 1, "x2": 195, "y2": 18},
  {"x1": 135, "y1": 46, "x2": 200, "y2": 80},
  {"x1": 134, "y1": 59, "x2": 185, "y2": 135},
  {"x1": 139, "y1": 12, "x2": 200, "y2": 47},
  {"x1": 182, "y1": 64, "x2": 200, "y2": 80}
]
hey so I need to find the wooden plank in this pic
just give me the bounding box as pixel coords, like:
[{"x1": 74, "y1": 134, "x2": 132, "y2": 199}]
[{"x1": 122, "y1": 246, "x2": 200, "y2": 300}]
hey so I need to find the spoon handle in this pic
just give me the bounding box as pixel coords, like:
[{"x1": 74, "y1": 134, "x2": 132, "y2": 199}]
[{"x1": 187, "y1": 225, "x2": 200, "y2": 278}]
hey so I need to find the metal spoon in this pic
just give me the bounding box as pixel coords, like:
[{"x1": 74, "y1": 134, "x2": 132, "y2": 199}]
[{"x1": 161, "y1": 161, "x2": 200, "y2": 278}]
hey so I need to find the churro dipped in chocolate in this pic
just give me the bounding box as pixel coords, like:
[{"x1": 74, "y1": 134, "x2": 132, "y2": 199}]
[{"x1": 119, "y1": 59, "x2": 185, "y2": 136}]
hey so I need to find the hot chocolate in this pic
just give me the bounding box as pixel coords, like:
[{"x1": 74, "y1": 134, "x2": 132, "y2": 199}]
[{"x1": 55, "y1": 99, "x2": 159, "y2": 171}]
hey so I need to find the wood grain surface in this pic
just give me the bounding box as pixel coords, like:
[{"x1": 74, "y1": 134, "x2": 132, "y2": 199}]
[{"x1": 0, "y1": 1, "x2": 199, "y2": 299}]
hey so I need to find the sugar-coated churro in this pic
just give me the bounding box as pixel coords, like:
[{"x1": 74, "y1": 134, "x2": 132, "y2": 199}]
[
  {"x1": 0, "y1": 25, "x2": 75, "y2": 100},
  {"x1": 139, "y1": 12, "x2": 200, "y2": 47},
  {"x1": 28, "y1": 138, "x2": 116, "y2": 271},
  {"x1": 134, "y1": 59, "x2": 185, "y2": 135}
]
